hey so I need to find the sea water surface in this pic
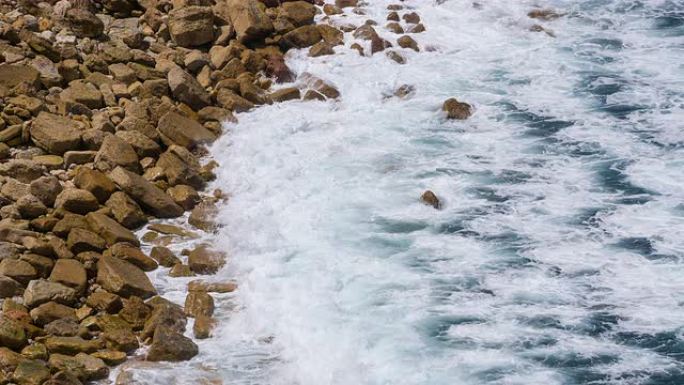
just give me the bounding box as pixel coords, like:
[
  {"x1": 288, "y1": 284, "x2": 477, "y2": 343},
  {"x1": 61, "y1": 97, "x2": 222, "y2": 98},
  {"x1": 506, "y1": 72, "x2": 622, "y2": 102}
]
[{"x1": 124, "y1": 0, "x2": 684, "y2": 384}]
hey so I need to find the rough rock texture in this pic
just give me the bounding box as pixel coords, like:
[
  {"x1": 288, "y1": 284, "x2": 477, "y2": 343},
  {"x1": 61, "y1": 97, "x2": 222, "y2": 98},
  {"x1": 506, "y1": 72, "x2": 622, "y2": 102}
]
[
  {"x1": 96, "y1": 256, "x2": 157, "y2": 299},
  {"x1": 30, "y1": 112, "x2": 82, "y2": 155},
  {"x1": 108, "y1": 167, "x2": 184, "y2": 218}
]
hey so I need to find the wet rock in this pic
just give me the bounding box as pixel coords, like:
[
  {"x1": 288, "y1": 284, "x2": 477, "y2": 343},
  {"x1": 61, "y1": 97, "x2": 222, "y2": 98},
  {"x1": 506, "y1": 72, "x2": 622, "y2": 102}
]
[
  {"x1": 528, "y1": 9, "x2": 561, "y2": 21},
  {"x1": 47, "y1": 353, "x2": 109, "y2": 381},
  {"x1": 105, "y1": 243, "x2": 158, "y2": 272},
  {"x1": 269, "y1": 87, "x2": 301, "y2": 103},
  {"x1": 118, "y1": 296, "x2": 151, "y2": 330},
  {"x1": 317, "y1": 25, "x2": 344, "y2": 46},
  {"x1": 54, "y1": 188, "x2": 100, "y2": 215},
  {"x1": 29, "y1": 302, "x2": 77, "y2": 326},
  {"x1": 169, "y1": 264, "x2": 195, "y2": 277},
  {"x1": 188, "y1": 280, "x2": 237, "y2": 293},
  {"x1": 397, "y1": 35, "x2": 419, "y2": 51},
  {"x1": 224, "y1": 0, "x2": 274, "y2": 43},
  {"x1": 420, "y1": 190, "x2": 440, "y2": 209},
  {"x1": 20, "y1": 343, "x2": 48, "y2": 360},
  {"x1": 188, "y1": 245, "x2": 226, "y2": 275},
  {"x1": 167, "y1": 185, "x2": 200, "y2": 210},
  {"x1": 49, "y1": 259, "x2": 87, "y2": 293},
  {"x1": 309, "y1": 41, "x2": 335, "y2": 57},
  {"x1": 188, "y1": 199, "x2": 218, "y2": 231},
  {"x1": 0, "y1": 316, "x2": 27, "y2": 350},
  {"x1": 280, "y1": 1, "x2": 317, "y2": 27},
  {"x1": 105, "y1": 192, "x2": 147, "y2": 230},
  {"x1": 85, "y1": 212, "x2": 139, "y2": 247},
  {"x1": 11, "y1": 359, "x2": 50, "y2": 385},
  {"x1": 157, "y1": 151, "x2": 205, "y2": 189},
  {"x1": 386, "y1": 50, "x2": 406, "y2": 64},
  {"x1": 157, "y1": 111, "x2": 216, "y2": 150},
  {"x1": 30, "y1": 112, "x2": 82, "y2": 155},
  {"x1": 281, "y1": 25, "x2": 322, "y2": 49},
  {"x1": 409, "y1": 23, "x2": 426, "y2": 33},
  {"x1": 403, "y1": 12, "x2": 421, "y2": 24},
  {"x1": 146, "y1": 326, "x2": 198, "y2": 362},
  {"x1": 184, "y1": 291, "x2": 214, "y2": 318},
  {"x1": 150, "y1": 246, "x2": 181, "y2": 267},
  {"x1": 108, "y1": 167, "x2": 184, "y2": 218},
  {"x1": 442, "y1": 97, "x2": 472, "y2": 120},
  {"x1": 141, "y1": 298, "x2": 187, "y2": 340},
  {"x1": 168, "y1": 6, "x2": 215, "y2": 47},
  {"x1": 91, "y1": 350, "x2": 126, "y2": 366},
  {"x1": 23, "y1": 279, "x2": 78, "y2": 308},
  {"x1": 193, "y1": 315, "x2": 216, "y2": 339},
  {"x1": 96, "y1": 256, "x2": 157, "y2": 299},
  {"x1": 216, "y1": 88, "x2": 255, "y2": 112},
  {"x1": 335, "y1": 0, "x2": 357, "y2": 8}
]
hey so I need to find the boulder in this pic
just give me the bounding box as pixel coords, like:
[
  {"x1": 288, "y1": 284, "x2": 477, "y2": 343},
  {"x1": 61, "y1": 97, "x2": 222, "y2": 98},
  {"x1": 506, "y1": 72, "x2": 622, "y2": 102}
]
[
  {"x1": 146, "y1": 326, "x2": 198, "y2": 362},
  {"x1": 86, "y1": 292, "x2": 123, "y2": 314},
  {"x1": 85, "y1": 212, "x2": 140, "y2": 247},
  {"x1": 94, "y1": 134, "x2": 140, "y2": 174},
  {"x1": 54, "y1": 188, "x2": 100, "y2": 215},
  {"x1": 193, "y1": 315, "x2": 216, "y2": 339},
  {"x1": 23, "y1": 279, "x2": 78, "y2": 308},
  {"x1": 49, "y1": 259, "x2": 87, "y2": 293},
  {"x1": 103, "y1": 327, "x2": 139, "y2": 353},
  {"x1": 280, "y1": 1, "x2": 317, "y2": 26},
  {"x1": 105, "y1": 243, "x2": 158, "y2": 272},
  {"x1": 420, "y1": 190, "x2": 440, "y2": 209},
  {"x1": 44, "y1": 336, "x2": 102, "y2": 355},
  {"x1": 73, "y1": 168, "x2": 117, "y2": 204},
  {"x1": 0, "y1": 317, "x2": 27, "y2": 350},
  {"x1": 141, "y1": 298, "x2": 187, "y2": 340},
  {"x1": 281, "y1": 25, "x2": 322, "y2": 49},
  {"x1": 96, "y1": 256, "x2": 157, "y2": 298},
  {"x1": 67, "y1": 228, "x2": 107, "y2": 254},
  {"x1": 184, "y1": 291, "x2": 214, "y2": 318},
  {"x1": 168, "y1": 6, "x2": 215, "y2": 47},
  {"x1": 216, "y1": 88, "x2": 254, "y2": 112},
  {"x1": 188, "y1": 200, "x2": 218, "y2": 231},
  {"x1": 60, "y1": 80, "x2": 104, "y2": 110},
  {"x1": 167, "y1": 185, "x2": 200, "y2": 210},
  {"x1": 108, "y1": 167, "x2": 184, "y2": 218},
  {"x1": 0, "y1": 259, "x2": 37, "y2": 285},
  {"x1": 105, "y1": 192, "x2": 147, "y2": 229},
  {"x1": 442, "y1": 98, "x2": 472, "y2": 120},
  {"x1": 150, "y1": 246, "x2": 181, "y2": 267},
  {"x1": 157, "y1": 151, "x2": 204, "y2": 189},
  {"x1": 188, "y1": 245, "x2": 226, "y2": 274},
  {"x1": 30, "y1": 176, "x2": 62, "y2": 207},
  {"x1": 222, "y1": 0, "x2": 274, "y2": 43},
  {"x1": 44, "y1": 319, "x2": 80, "y2": 337},
  {"x1": 115, "y1": 131, "x2": 161, "y2": 158},
  {"x1": 29, "y1": 302, "x2": 77, "y2": 326},
  {"x1": 0, "y1": 64, "x2": 40, "y2": 93},
  {"x1": 0, "y1": 276, "x2": 23, "y2": 298},
  {"x1": 157, "y1": 111, "x2": 216, "y2": 149},
  {"x1": 16, "y1": 195, "x2": 47, "y2": 219},
  {"x1": 65, "y1": 9, "x2": 104, "y2": 38},
  {"x1": 30, "y1": 112, "x2": 82, "y2": 155},
  {"x1": 47, "y1": 353, "x2": 109, "y2": 381},
  {"x1": 0, "y1": 160, "x2": 44, "y2": 184},
  {"x1": 52, "y1": 214, "x2": 89, "y2": 239},
  {"x1": 188, "y1": 280, "x2": 237, "y2": 293},
  {"x1": 397, "y1": 35, "x2": 419, "y2": 51},
  {"x1": 167, "y1": 67, "x2": 211, "y2": 110},
  {"x1": 11, "y1": 359, "x2": 50, "y2": 385}
]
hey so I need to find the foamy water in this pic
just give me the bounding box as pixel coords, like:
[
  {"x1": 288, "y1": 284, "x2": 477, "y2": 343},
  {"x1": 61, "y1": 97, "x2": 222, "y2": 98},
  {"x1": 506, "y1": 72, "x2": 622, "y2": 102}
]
[{"x1": 122, "y1": 0, "x2": 684, "y2": 384}]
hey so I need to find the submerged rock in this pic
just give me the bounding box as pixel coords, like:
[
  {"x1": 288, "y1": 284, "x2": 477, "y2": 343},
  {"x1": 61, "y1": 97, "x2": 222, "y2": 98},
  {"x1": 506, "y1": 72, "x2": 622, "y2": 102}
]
[
  {"x1": 442, "y1": 98, "x2": 472, "y2": 120},
  {"x1": 421, "y1": 190, "x2": 441, "y2": 209}
]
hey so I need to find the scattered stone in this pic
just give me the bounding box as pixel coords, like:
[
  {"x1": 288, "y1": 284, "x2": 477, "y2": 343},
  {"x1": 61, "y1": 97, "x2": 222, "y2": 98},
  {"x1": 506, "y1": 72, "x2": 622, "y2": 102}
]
[
  {"x1": 94, "y1": 134, "x2": 141, "y2": 174},
  {"x1": 157, "y1": 111, "x2": 216, "y2": 150},
  {"x1": 188, "y1": 245, "x2": 226, "y2": 275},
  {"x1": 0, "y1": 259, "x2": 38, "y2": 285},
  {"x1": 397, "y1": 35, "x2": 419, "y2": 51},
  {"x1": 49, "y1": 259, "x2": 87, "y2": 293},
  {"x1": 150, "y1": 246, "x2": 181, "y2": 267},
  {"x1": 442, "y1": 98, "x2": 472, "y2": 120},
  {"x1": 73, "y1": 168, "x2": 117, "y2": 204},
  {"x1": 421, "y1": 190, "x2": 441, "y2": 209},
  {"x1": 184, "y1": 291, "x2": 215, "y2": 318},
  {"x1": 193, "y1": 315, "x2": 216, "y2": 339}
]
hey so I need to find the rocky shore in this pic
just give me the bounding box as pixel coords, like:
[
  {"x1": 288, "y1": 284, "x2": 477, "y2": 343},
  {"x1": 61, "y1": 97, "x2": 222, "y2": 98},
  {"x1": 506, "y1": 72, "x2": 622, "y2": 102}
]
[{"x1": 0, "y1": 0, "x2": 488, "y2": 382}]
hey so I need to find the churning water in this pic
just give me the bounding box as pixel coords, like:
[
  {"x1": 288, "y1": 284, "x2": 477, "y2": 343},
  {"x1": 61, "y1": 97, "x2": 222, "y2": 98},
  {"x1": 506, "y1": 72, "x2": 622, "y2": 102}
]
[{"x1": 123, "y1": 0, "x2": 684, "y2": 384}]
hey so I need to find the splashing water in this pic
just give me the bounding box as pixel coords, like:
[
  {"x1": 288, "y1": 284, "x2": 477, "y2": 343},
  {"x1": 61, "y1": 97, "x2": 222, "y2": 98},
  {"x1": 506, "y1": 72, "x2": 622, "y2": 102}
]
[{"x1": 123, "y1": 0, "x2": 684, "y2": 384}]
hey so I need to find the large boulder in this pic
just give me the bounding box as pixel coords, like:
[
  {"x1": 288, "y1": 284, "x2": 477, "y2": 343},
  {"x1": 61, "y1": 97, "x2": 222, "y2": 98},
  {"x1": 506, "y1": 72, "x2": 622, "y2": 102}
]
[
  {"x1": 30, "y1": 112, "x2": 82, "y2": 155},
  {"x1": 96, "y1": 256, "x2": 157, "y2": 299},
  {"x1": 54, "y1": 188, "x2": 100, "y2": 215},
  {"x1": 94, "y1": 134, "x2": 140, "y2": 174},
  {"x1": 108, "y1": 167, "x2": 184, "y2": 218},
  {"x1": 73, "y1": 168, "x2": 117, "y2": 204},
  {"x1": 167, "y1": 67, "x2": 211, "y2": 110},
  {"x1": 157, "y1": 111, "x2": 216, "y2": 149},
  {"x1": 105, "y1": 192, "x2": 147, "y2": 229},
  {"x1": 23, "y1": 279, "x2": 78, "y2": 308},
  {"x1": 168, "y1": 6, "x2": 215, "y2": 47},
  {"x1": 221, "y1": 0, "x2": 274, "y2": 43},
  {"x1": 85, "y1": 212, "x2": 140, "y2": 247},
  {"x1": 146, "y1": 326, "x2": 198, "y2": 362}
]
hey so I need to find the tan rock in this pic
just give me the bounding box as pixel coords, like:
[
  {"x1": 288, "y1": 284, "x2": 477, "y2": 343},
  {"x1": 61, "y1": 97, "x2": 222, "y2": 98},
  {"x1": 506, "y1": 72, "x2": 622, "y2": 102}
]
[
  {"x1": 115, "y1": 130, "x2": 161, "y2": 158},
  {"x1": 64, "y1": 8, "x2": 104, "y2": 38},
  {"x1": 54, "y1": 188, "x2": 100, "y2": 215},
  {"x1": 49, "y1": 259, "x2": 87, "y2": 294},
  {"x1": 0, "y1": 276, "x2": 23, "y2": 298},
  {"x1": 29, "y1": 302, "x2": 77, "y2": 326},
  {"x1": 167, "y1": 184, "x2": 200, "y2": 210},
  {"x1": 309, "y1": 41, "x2": 335, "y2": 57},
  {"x1": 157, "y1": 111, "x2": 216, "y2": 149},
  {"x1": 146, "y1": 326, "x2": 198, "y2": 362},
  {"x1": 96, "y1": 256, "x2": 157, "y2": 299},
  {"x1": 442, "y1": 98, "x2": 472, "y2": 120},
  {"x1": 60, "y1": 80, "x2": 104, "y2": 110},
  {"x1": 169, "y1": 263, "x2": 195, "y2": 277},
  {"x1": 30, "y1": 112, "x2": 82, "y2": 155},
  {"x1": 105, "y1": 243, "x2": 158, "y2": 272},
  {"x1": 86, "y1": 291, "x2": 123, "y2": 314},
  {"x1": 105, "y1": 192, "x2": 147, "y2": 229},
  {"x1": 216, "y1": 88, "x2": 255, "y2": 112},
  {"x1": 94, "y1": 134, "x2": 141, "y2": 174},
  {"x1": 270, "y1": 87, "x2": 301, "y2": 103},
  {"x1": 184, "y1": 291, "x2": 214, "y2": 318},
  {"x1": 157, "y1": 151, "x2": 205, "y2": 189},
  {"x1": 420, "y1": 190, "x2": 440, "y2": 209},
  {"x1": 67, "y1": 228, "x2": 107, "y2": 254},
  {"x1": 188, "y1": 199, "x2": 218, "y2": 231},
  {"x1": 108, "y1": 167, "x2": 184, "y2": 218},
  {"x1": 222, "y1": 0, "x2": 274, "y2": 43},
  {"x1": 85, "y1": 212, "x2": 140, "y2": 247},
  {"x1": 0, "y1": 259, "x2": 38, "y2": 285},
  {"x1": 0, "y1": 316, "x2": 27, "y2": 350},
  {"x1": 23, "y1": 279, "x2": 78, "y2": 308},
  {"x1": 167, "y1": 66, "x2": 211, "y2": 110},
  {"x1": 280, "y1": 1, "x2": 316, "y2": 27},
  {"x1": 11, "y1": 359, "x2": 50, "y2": 385},
  {"x1": 188, "y1": 280, "x2": 237, "y2": 293},
  {"x1": 168, "y1": 6, "x2": 215, "y2": 47},
  {"x1": 73, "y1": 168, "x2": 117, "y2": 204},
  {"x1": 16, "y1": 195, "x2": 48, "y2": 219},
  {"x1": 317, "y1": 25, "x2": 344, "y2": 46},
  {"x1": 45, "y1": 336, "x2": 102, "y2": 355},
  {"x1": 397, "y1": 35, "x2": 419, "y2": 51},
  {"x1": 150, "y1": 246, "x2": 181, "y2": 267},
  {"x1": 193, "y1": 315, "x2": 216, "y2": 339},
  {"x1": 281, "y1": 25, "x2": 322, "y2": 49},
  {"x1": 188, "y1": 245, "x2": 226, "y2": 275}
]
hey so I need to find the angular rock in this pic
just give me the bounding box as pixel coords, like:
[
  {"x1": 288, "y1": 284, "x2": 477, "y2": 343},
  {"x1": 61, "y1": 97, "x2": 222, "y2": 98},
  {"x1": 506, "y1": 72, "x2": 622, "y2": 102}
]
[
  {"x1": 105, "y1": 243, "x2": 158, "y2": 272},
  {"x1": 23, "y1": 280, "x2": 77, "y2": 308},
  {"x1": 0, "y1": 276, "x2": 23, "y2": 298},
  {"x1": 420, "y1": 190, "x2": 440, "y2": 209},
  {"x1": 49, "y1": 259, "x2": 87, "y2": 293},
  {"x1": 150, "y1": 246, "x2": 181, "y2": 268},
  {"x1": 11, "y1": 359, "x2": 50, "y2": 385},
  {"x1": 73, "y1": 168, "x2": 117, "y2": 204},
  {"x1": 94, "y1": 134, "x2": 140, "y2": 174},
  {"x1": 188, "y1": 245, "x2": 226, "y2": 275},
  {"x1": 167, "y1": 185, "x2": 200, "y2": 210},
  {"x1": 54, "y1": 188, "x2": 100, "y2": 215},
  {"x1": 60, "y1": 80, "x2": 104, "y2": 110},
  {"x1": 223, "y1": 0, "x2": 274, "y2": 43},
  {"x1": 146, "y1": 326, "x2": 198, "y2": 362},
  {"x1": 86, "y1": 292, "x2": 123, "y2": 314},
  {"x1": 85, "y1": 212, "x2": 139, "y2": 247},
  {"x1": 29, "y1": 302, "x2": 77, "y2": 327},
  {"x1": 16, "y1": 195, "x2": 47, "y2": 219},
  {"x1": 65, "y1": 9, "x2": 104, "y2": 38},
  {"x1": 168, "y1": 6, "x2": 215, "y2": 47},
  {"x1": 115, "y1": 131, "x2": 160, "y2": 159},
  {"x1": 45, "y1": 336, "x2": 102, "y2": 355},
  {"x1": 108, "y1": 167, "x2": 183, "y2": 218},
  {"x1": 281, "y1": 25, "x2": 322, "y2": 49},
  {"x1": 67, "y1": 228, "x2": 106, "y2": 254},
  {"x1": 167, "y1": 67, "x2": 211, "y2": 110},
  {"x1": 30, "y1": 112, "x2": 82, "y2": 155},
  {"x1": 96, "y1": 256, "x2": 156, "y2": 299},
  {"x1": 0, "y1": 259, "x2": 37, "y2": 285},
  {"x1": 104, "y1": 192, "x2": 147, "y2": 230},
  {"x1": 157, "y1": 111, "x2": 216, "y2": 149},
  {"x1": 184, "y1": 291, "x2": 214, "y2": 318},
  {"x1": 0, "y1": 317, "x2": 27, "y2": 350},
  {"x1": 280, "y1": 1, "x2": 317, "y2": 27}
]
